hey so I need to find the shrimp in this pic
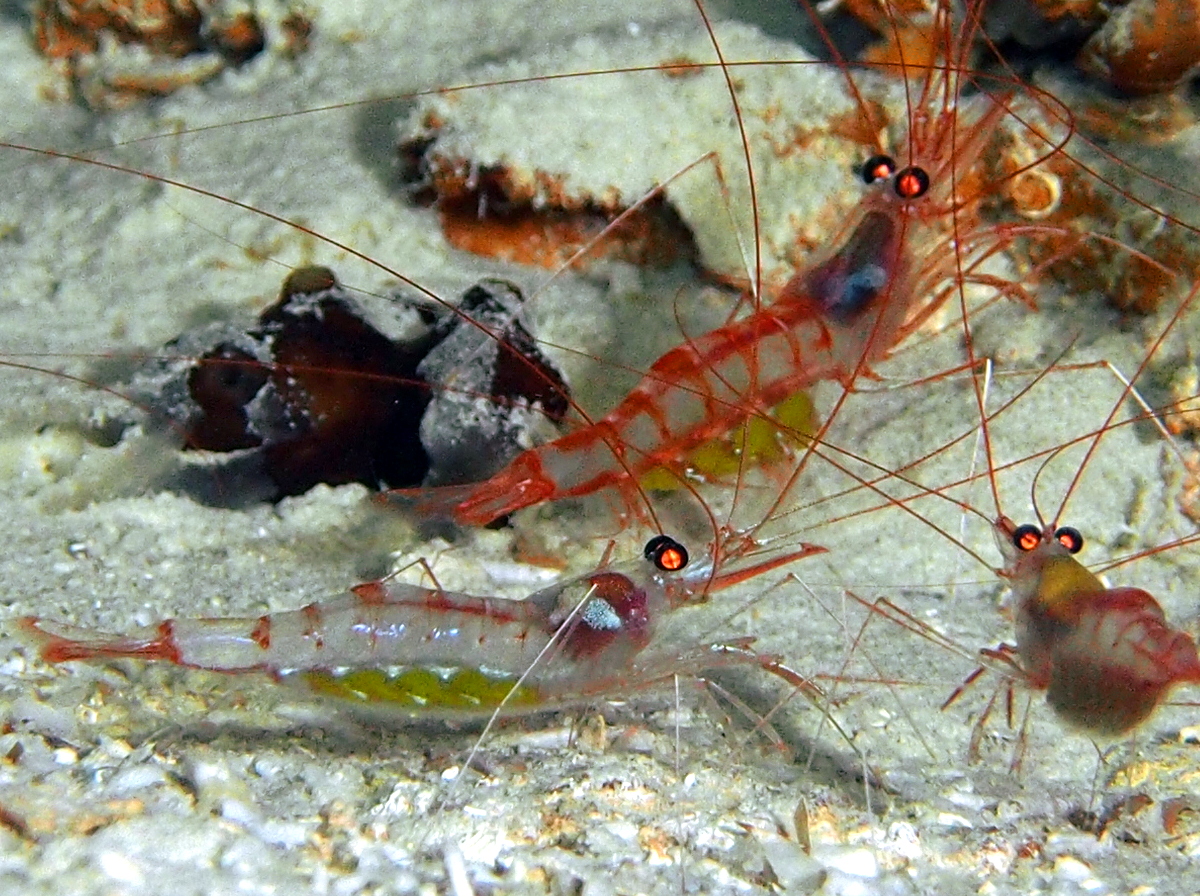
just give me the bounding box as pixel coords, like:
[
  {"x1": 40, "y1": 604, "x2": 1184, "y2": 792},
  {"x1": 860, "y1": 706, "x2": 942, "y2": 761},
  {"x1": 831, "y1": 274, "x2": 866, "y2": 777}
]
[
  {"x1": 948, "y1": 423, "x2": 1200, "y2": 750},
  {"x1": 992, "y1": 516, "x2": 1200, "y2": 737},
  {"x1": 821, "y1": 267, "x2": 1200, "y2": 784},
  {"x1": 767, "y1": 341, "x2": 1200, "y2": 882},
  {"x1": 934, "y1": 120, "x2": 1200, "y2": 748},
  {"x1": 389, "y1": 3, "x2": 1029, "y2": 527},
  {"x1": 391, "y1": 192, "x2": 919, "y2": 526},
  {"x1": 20, "y1": 534, "x2": 826, "y2": 717},
  {"x1": 387, "y1": 0, "x2": 1200, "y2": 529}
]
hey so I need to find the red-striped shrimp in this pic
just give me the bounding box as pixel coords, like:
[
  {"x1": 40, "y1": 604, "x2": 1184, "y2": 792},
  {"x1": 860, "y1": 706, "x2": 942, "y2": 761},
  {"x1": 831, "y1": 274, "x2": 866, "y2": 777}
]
[
  {"x1": 20, "y1": 533, "x2": 824, "y2": 718},
  {"x1": 382, "y1": 0, "x2": 1200, "y2": 530},
  {"x1": 388, "y1": 0, "x2": 1042, "y2": 527}
]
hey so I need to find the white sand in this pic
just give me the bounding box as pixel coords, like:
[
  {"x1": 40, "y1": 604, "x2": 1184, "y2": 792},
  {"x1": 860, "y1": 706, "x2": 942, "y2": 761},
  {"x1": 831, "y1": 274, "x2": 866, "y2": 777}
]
[{"x1": 0, "y1": 1, "x2": 1199, "y2": 893}]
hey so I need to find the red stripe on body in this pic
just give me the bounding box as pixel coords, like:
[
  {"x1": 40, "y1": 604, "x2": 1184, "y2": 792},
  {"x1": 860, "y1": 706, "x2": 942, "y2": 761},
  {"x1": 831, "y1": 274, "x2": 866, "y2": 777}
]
[
  {"x1": 250, "y1": 615, "x2": 272, "y2": 650},
  {"x1": 354, "y1": 580, "x2": 530, "y2": 625},
  {"x1": 301, "y1": 603, "x2": 324, "y2": 649},
  {"x1": 452, "y1": 291, "x2": 838, "y2": 523}
]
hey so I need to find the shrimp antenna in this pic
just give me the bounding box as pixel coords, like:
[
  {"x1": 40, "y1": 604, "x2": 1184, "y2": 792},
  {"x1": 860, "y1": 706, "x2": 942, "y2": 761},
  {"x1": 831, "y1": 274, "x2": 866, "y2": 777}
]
[
  {"x1": 976, "y1": 356, "x2": 1003, "y2": 521},
  {"x1": 1029, "y1": 443, "x2": 1077, "y2": 530},
  {"x1": 691, "y1": 0, "x2": 764, "y2": 305}
]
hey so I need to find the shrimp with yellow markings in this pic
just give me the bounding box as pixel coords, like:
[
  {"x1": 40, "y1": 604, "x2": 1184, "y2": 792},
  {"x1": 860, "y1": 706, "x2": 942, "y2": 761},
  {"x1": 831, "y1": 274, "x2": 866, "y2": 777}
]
[
  {"x1": 986, "y1": 517, "x2": 1200, "y2": 738},
  {"x1": 391, "y1": 1, "x2": 1045, "y2": 528},
  {"x1": 20, "y1": 534, "x2": 826, "y2": 719}
]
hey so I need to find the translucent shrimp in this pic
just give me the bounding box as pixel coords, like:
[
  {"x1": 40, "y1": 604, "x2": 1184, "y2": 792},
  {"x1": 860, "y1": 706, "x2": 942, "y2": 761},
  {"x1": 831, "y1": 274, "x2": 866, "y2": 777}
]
[
  {"x1": 387, "y1": 1, "x2": 1039, "y2": 527},
  {"x1": 801, "y1": 359, "x2": 1200, "y2": 781},
  {"x1": 933, "y1": 143, "x2": 1200, "y2": 744},
  {"x1": 782, "y1": 261, "x2": 1200, "y2": 766},
  {"x1": 20, "y1": 534, "x2": 825, "y2": 718},
  {"x1": 804, "y1": 269, "x2": 1200, "y2": 779},
  {"x1": 990, "y1": 517, "x2": 1200, "y2": 737}
]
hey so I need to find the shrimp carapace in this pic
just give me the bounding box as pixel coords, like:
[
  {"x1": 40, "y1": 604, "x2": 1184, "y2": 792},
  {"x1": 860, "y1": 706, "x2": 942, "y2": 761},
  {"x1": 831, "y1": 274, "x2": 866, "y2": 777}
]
[
  {"x1": 22, "y1": 535, "x2": 824, "y2": 718},
  {"x1": 995, "y1": 516, "x2": 1200, "y2": 737}
]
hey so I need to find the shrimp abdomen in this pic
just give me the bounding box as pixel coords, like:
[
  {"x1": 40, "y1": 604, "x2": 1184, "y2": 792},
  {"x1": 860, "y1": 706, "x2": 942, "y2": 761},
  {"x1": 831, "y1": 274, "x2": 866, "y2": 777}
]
[
  {"x1": 21, "y1": 584, "x2": 559, "y2": 676},
  {"x1": 1044, "y1": 587, "x2": 1200, "y2": 736}
]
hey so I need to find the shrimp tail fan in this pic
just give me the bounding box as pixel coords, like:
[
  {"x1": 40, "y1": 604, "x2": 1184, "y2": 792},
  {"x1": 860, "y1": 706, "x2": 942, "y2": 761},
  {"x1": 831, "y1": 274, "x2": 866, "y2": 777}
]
[
  {"x1": 381, "y1": 474, "x2": 549, "y2": 526},
  {"x1": 19, "y1": 617, "x2": 167, "y2": 664},
  {"x1": 380, "y1": 484, "x2": 478, "y2": 522}
]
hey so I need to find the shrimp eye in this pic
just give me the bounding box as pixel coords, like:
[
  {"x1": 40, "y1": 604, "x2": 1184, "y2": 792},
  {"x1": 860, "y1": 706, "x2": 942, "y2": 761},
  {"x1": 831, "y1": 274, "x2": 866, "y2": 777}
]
[
  {"x1": 861, "y1": 154, "x2": 896, "y2": 185},
  {"x1": 1054, "y1": 526, "x2": 1084, "y2": 554},
  {"x1": 894, "y1": 166, "x2": 930, "y2": 199},
  {"x1": 644, "y1": 535, "x2": 689, "y2": 572},
  {"x1": 1012, "y1": 524, "x2": 1043, "y2": 552}
]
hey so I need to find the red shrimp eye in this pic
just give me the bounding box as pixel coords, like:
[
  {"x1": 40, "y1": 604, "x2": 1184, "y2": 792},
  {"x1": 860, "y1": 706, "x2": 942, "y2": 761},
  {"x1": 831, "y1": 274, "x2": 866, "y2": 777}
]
[
  {"x1": 861, "y1": 154, "x2": 897, "y2": 185},
  {"x1": 893, "y1": 166, "x2": 930, "y2": 200},
  {"x1": 1012, "y1": 524, "x2": 1043, "y2": 552},
  {"x1": 644, "y1": 535, "x2": 689, "y2": 572},
  {"x1": 1054, "y1": 526, "x2": 1084, "y2": 554}
]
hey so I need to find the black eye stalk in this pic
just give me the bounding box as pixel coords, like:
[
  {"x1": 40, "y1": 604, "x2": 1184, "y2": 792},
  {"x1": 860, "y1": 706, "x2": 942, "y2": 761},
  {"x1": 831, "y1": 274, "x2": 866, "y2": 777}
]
[
  {"x1": 1054, "y1": 526, "x2": 1084, "y2": 554},
  {"x1": 644, "y1": 535, "x2": 689, "y2": 572},
  {"x1": 1012, "y1": 523, "x2": 1084, "y2": 554},
  {"x1": 860, "y1": 154, "x2": 930, "y2": 199}
]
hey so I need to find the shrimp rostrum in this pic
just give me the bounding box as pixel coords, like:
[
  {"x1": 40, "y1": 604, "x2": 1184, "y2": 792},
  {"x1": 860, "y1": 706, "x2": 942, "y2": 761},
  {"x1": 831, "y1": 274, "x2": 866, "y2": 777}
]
[{"x1": 21, "y1": 535, "x2": 824, "y2": 719}]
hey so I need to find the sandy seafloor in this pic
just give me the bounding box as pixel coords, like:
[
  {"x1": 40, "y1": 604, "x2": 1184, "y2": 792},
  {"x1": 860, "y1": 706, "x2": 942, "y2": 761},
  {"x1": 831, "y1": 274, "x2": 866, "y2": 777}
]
[{"x1": 1, "y1": 0, "x2": 1200, "y2": 893}]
